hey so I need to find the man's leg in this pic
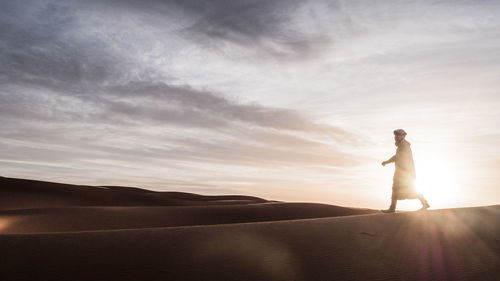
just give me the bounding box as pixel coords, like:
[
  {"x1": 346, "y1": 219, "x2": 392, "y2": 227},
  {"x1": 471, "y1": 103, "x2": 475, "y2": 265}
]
[
  {"x1": 382, "y1": 188, "x2": 397, "y2": 213},
  {"x1": 389, "y1": 191, "x2": 397, "y2": 210},
  {"x1": 418, "y1": 194, "x2": 430, "y2": 209}
]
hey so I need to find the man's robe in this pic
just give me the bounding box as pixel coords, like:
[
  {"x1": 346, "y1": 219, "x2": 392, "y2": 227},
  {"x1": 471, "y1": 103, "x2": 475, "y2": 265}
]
[{"x1": 392, "y1": 139, "x2": 419, "y2": 200}]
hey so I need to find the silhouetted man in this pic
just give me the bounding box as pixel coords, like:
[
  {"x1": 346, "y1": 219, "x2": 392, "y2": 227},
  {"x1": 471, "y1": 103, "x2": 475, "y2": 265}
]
[{"x1": 381, "y1": 129, "x2": 430, "y2": 213}]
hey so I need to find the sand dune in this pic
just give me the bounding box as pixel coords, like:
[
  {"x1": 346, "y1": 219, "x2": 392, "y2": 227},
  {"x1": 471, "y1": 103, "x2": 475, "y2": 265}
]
[
  {"x1": 0, "y1": 203, "x2": 377, "y2": 234},
  {"x1": 0, "y1": 176, "x2": 375, "y2": 234},
  {"x1": 1, "y1": 176, "x2": 499, "y2": 281},
  {"x1": 0, "y1": 176, "x2": 267, "y2": 210}
]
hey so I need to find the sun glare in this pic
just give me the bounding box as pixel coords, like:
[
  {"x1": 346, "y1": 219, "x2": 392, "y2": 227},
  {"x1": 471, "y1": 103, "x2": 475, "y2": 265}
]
[{"x1": 415, "y1": 157, "x2": 461, "y2": 208}]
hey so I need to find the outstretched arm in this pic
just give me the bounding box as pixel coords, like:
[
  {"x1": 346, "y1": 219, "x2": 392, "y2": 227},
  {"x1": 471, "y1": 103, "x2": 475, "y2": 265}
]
[{"x1": 382, "y1": 155, "x2": 396, "y2": 166}]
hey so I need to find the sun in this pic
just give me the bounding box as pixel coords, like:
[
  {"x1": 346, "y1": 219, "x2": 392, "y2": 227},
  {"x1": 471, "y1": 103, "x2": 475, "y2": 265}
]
[{"x1": 414, "y1": 157, "x2": 461, "y2": 208}]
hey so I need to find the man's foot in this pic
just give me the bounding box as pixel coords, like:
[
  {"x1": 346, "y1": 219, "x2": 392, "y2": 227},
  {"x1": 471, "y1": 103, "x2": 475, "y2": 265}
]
[
  {"x1": 381, "y1": 209, "x2": 395, "y2": 213},
  {"x1": 418, "y1": 203, "x2": 430, "y2": 211}
]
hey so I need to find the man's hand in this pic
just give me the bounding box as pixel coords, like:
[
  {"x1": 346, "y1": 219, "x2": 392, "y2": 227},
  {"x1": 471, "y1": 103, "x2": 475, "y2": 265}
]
[{"x1": 381, "y1": 161, "x2": 387, "y2": 166}]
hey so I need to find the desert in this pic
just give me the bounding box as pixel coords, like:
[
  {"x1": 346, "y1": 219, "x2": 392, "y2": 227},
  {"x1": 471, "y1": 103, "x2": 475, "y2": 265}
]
[{"x1": 1, "y1": 176, "x2": 499, "y2": 281}]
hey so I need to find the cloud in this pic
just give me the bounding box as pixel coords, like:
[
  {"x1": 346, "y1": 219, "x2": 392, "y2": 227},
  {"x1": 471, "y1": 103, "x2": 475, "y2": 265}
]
[
  {"x1": 0, "y1": 0, "x2": 363, "y2": 187},
  {"x1": 0, "y1": 0, "x2": 348, "y2": 134},
  {"x1": 175, "y1": 0, "x2": 324, "y2": 57},
  {"x1": 0, "y1": 79, "x2": 362, "y2": 144},
  {"x1": 102, "y1": 81, "x2": 361, "y2": 140},
  {"x1": 74, "y1": 0, "x2": 333, "y2": 60},
  {"x1": 0, "y1": 1, "x2": 125, "y2": 87}
]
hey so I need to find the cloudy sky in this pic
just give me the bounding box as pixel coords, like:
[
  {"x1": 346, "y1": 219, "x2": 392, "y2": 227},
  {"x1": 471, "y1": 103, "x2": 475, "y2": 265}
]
[{"x1": 1, "y1": 0, "x2": 499, "y2": 209}]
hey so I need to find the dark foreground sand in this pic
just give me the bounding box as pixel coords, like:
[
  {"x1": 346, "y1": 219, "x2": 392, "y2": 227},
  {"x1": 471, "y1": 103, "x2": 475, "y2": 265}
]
[{"x1": 1, "y1": 176, "x2": 499, "y2": 281}]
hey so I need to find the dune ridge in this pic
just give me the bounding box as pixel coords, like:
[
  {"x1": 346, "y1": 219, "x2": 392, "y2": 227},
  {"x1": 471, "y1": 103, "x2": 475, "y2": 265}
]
[{"x1": 0, "y1": 176, "x2": 268, "y2": 210}]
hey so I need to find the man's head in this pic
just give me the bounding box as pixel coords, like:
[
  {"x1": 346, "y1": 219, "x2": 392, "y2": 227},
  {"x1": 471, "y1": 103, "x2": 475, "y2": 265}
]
[{"x1": 393, "y1": 129, "x2": 407, "y2": 145}]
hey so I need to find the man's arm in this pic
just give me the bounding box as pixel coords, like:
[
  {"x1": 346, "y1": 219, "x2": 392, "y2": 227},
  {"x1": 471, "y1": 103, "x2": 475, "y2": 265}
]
[{"x1": 382, "y1": 155, "x2": 396, "y2": 166}]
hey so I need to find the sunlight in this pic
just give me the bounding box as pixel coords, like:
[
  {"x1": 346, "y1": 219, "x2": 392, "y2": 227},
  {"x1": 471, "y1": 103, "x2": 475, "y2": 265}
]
[{"x1": 415, "y1": 157, "x2": 462, "y2": 209}]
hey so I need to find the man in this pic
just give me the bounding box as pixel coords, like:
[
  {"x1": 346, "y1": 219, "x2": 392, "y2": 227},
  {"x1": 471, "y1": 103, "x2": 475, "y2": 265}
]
[{"x1": 381, "y1": 129, "x2": 430, "y2": 213}]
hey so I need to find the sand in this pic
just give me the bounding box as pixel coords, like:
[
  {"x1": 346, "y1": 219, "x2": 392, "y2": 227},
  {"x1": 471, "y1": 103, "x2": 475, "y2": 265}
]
[{"x1": 1, "y1": 176, "x2": 499, "y2": 281}]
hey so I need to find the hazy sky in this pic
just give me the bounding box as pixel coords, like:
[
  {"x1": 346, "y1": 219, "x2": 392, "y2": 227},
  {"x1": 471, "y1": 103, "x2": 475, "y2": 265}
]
[{"x1": 1, "y1": 0, "x2": 499, "y2": 209}]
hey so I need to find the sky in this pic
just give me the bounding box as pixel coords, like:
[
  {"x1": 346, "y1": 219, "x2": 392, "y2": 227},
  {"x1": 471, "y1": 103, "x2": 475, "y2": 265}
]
[{"x1": 1, "y1": 0, "x2": 499, "y2": 209}]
